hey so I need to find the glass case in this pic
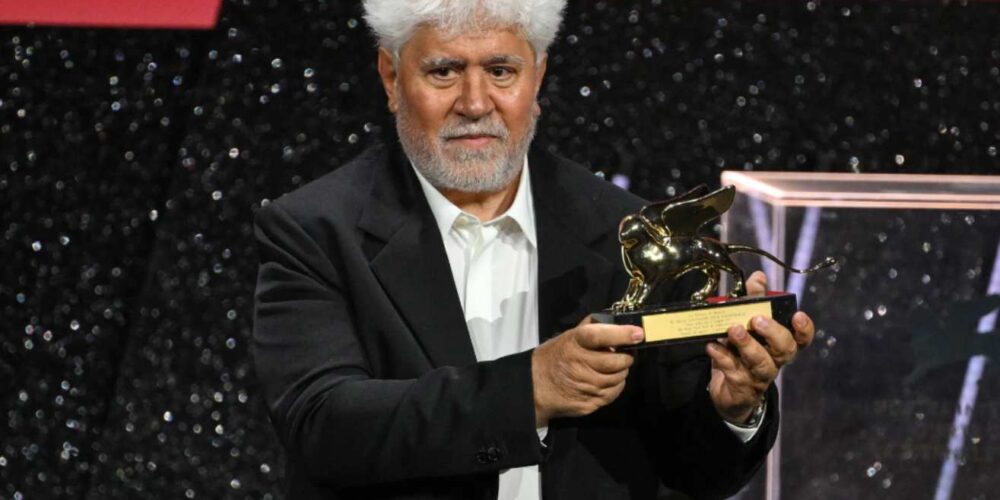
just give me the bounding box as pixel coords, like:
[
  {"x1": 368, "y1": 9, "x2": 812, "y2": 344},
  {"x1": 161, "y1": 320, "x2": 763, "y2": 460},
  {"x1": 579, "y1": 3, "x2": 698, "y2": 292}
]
[{"x1": 719, "y1": 171, "x2": 1000, "y2": 500}]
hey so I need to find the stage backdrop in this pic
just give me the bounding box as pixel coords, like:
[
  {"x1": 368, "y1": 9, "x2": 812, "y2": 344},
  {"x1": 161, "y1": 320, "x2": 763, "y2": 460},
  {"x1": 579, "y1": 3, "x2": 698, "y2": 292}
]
[{"x1": 2, "y1": 1, "x2": 999, "y2": 498}]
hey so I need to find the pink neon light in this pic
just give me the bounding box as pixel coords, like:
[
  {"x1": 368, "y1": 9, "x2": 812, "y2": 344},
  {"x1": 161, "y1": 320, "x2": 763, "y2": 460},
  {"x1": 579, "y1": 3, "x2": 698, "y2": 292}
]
[
  {"x1": 0, "y1": 0, "x2": 222, "y2": 29},
  {"x1": 722, "y1": 171, "x2": 1000, "y2": 210}
]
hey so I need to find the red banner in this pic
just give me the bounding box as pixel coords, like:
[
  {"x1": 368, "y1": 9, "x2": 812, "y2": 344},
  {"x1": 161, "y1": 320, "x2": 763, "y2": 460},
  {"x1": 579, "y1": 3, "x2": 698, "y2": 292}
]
[{"x1": 0, "y1": 0, "x2": 222, "y2": 29}]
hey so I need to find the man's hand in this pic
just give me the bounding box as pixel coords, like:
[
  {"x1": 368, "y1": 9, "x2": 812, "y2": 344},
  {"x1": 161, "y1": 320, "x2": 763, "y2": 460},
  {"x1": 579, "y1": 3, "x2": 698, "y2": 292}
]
[
  {"x1": 532, "y1": 316, "x2": 644, "y2": 427},
  {"x1": 706, "y1": 271, "x2": 816, "y2": 425}
]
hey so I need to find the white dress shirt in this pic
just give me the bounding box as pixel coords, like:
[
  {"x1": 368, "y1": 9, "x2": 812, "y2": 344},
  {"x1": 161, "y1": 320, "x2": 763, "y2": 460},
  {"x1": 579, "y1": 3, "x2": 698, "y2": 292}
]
[{"x1": 412, "y1": 161, "x2": 761, "y2": 500}]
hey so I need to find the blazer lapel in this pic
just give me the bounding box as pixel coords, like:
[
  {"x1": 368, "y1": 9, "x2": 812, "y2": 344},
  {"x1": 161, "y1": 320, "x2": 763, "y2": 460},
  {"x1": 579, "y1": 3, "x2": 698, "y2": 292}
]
[
  {"x1": 356, "y1": 141, "x2": 620, "y2": 366},
  {"x1": 360, "y1": 142, "x2": 477, "y2": 368},
  {"x1": 530, "y1": 150, "x2": 617, "y2": 342}
]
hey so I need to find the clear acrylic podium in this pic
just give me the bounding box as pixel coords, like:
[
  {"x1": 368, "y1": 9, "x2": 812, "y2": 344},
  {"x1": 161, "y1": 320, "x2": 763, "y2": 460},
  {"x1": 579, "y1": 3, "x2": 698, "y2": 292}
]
[{"x1": 719, "y1": 172, "x2": 1000, "y2": 500}]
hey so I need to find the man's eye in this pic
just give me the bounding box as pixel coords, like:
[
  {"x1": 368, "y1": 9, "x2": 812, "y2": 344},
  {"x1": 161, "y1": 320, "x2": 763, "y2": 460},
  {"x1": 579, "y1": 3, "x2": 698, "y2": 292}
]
[
  {"x1": 488, "y1": 67, "x2": 514, "y2": 79},
  {"x1": 430, "y1": 67, "x2": 456, "y2": 79}
]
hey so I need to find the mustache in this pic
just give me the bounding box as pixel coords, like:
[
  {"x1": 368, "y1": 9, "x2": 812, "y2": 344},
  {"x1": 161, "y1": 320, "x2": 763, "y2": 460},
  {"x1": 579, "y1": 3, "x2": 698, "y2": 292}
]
[{"x1": 439, "y1": 119, "x2": 509, "y2": 140}]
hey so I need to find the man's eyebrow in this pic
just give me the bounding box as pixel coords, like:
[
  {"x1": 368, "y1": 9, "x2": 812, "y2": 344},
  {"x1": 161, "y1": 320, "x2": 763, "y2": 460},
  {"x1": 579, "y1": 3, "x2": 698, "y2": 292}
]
[
  {"x1": 481, "y1": 54, "x2": 526, "y2": 66},
  {"x1": 419, "y1": 56, "x2": 466, "y2": 70}
]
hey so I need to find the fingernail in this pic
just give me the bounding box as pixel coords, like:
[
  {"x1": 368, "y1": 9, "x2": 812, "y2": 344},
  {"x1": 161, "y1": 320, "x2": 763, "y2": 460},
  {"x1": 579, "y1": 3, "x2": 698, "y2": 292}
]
[
  {"x1": 754, "y1": 316, "x2": 768, "y2": 329},
  {"x1": 632, "y1": 328, "x2": 645, "y2": 343},
  {"x1": 732, "y1": 326, "x2": 747, "y2": 340},
  {"x1": 794, "y1": 314, "x2": 807, "y2": 328}
]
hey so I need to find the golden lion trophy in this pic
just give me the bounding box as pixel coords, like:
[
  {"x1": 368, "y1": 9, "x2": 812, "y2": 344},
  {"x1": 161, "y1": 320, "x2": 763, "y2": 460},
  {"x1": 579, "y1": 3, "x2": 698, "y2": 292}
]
[{"x1": 594, "y1": 185, "x2": 835, "y2": 348}]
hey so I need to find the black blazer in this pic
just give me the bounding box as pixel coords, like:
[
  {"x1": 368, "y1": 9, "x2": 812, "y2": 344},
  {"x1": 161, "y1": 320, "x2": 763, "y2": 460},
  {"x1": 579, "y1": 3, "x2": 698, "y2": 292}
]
[{"x1": 252, "y1": 137, "x2": 778, "y2": 500}]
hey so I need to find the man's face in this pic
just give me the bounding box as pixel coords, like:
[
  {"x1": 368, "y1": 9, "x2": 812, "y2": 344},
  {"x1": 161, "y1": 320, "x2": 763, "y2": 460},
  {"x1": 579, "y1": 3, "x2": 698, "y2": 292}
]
[{"x1": 378, "y1": 25, "x2": 547, "y2": 193}]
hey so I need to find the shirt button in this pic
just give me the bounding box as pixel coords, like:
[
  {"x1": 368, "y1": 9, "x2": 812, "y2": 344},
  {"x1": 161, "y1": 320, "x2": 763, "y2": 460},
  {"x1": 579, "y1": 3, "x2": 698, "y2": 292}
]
[{"x1": 476, "y1": 446, "x2": 503, "y2": 464}]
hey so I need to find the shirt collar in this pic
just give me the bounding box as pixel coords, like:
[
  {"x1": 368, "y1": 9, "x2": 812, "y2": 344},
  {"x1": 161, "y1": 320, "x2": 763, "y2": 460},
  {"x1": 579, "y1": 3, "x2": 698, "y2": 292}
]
[{"x1": 411, "y1": 158, "x2": 537, "y2": 248}]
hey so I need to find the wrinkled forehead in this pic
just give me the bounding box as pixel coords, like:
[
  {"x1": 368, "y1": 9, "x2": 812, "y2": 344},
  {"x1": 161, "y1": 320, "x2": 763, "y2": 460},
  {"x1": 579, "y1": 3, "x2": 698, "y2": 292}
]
[{"x1": 397, "y1": 23, "x2": 536, "y2": 61}]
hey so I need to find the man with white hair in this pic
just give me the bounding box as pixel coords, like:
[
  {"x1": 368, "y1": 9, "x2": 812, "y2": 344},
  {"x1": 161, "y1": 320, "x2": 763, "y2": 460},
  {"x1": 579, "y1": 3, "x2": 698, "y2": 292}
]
[{"x1": 252, "y1": 1, "x2": 816, "y2": 499}]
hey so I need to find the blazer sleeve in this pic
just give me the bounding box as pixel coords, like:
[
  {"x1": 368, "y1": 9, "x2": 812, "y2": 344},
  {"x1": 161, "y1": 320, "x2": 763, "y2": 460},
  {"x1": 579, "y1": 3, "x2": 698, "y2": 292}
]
[
  {"x1": 251, "y1": 202, "x2": 545, "y2": 488},
  {"x1": 635, "y1": 343, "x2": 779, "y2": 499}
]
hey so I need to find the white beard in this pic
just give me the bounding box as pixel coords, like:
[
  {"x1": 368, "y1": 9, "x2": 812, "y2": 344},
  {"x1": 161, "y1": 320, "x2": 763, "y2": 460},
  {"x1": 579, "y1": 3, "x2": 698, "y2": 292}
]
[{"x1": 395, "y1": 98, "x2": 537, "y2": 193}]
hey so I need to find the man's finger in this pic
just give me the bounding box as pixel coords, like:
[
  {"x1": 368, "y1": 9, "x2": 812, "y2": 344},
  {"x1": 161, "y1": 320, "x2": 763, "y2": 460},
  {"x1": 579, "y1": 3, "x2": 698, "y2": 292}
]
[
  {"x1": 576, "y1": 324, "x2": 644, "y2": 350},
  {"x1": 791, "y1": 311, "x2": 815, "y2": 350},
  {"x1": 749, "y1": 316, "x2": 797, "y2": 367},
  {"x1": 598, "y1": 380, "x2": 627, "y2": 404},
  {"x1": 596, "y1": 368, "x2": 630, "y2": 389},
  {"x1": 574, "y1": 365, "x2": 630, "y2": 392},
  {"x1": 707, "y1": 344, "x2": 755, "y2": 394},
  {"x1": 726, "y1": 324, "x2": 777, "y2": 383},
  {"x1": 746, "y1": 271, "x2": 768, "y2": 297},
  {"x1": 706, "y1": 341, "x2": 741, "y2": 373},
  {"x1": 584, "y1": 350, "x2": 635, "y2": 374}
]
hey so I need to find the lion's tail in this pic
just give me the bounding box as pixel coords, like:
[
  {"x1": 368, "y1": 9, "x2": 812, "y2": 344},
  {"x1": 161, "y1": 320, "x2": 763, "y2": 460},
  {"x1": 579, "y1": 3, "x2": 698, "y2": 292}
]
[{"x1": 726, "y1": 244, "x2": 837, "y2": 274}]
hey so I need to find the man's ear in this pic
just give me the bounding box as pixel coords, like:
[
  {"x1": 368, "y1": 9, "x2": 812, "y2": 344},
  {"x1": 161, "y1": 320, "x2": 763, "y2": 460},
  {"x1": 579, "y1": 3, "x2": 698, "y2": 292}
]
[
  {"x1": 533, "y1": 53, "x2": 548, "y2": 117},
  {"x1": 377, "y1": 47, "x2": 399, "y2": 113}
]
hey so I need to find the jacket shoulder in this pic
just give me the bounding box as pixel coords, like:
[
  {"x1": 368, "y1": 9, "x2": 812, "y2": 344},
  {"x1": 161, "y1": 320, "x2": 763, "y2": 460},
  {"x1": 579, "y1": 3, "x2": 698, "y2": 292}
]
[
  {"x1": 261, "y1": 143, "x2": 387, "y2": 228},
  {"x1": 541, "y1": 150, "x2": 647, "y2": 226}
]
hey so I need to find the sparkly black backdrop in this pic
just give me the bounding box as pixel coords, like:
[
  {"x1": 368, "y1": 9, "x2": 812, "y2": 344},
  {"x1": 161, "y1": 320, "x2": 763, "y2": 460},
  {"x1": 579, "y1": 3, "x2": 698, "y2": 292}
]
[{"x1": 3, "y1": 1, "x2": 1000, "y2": 498}]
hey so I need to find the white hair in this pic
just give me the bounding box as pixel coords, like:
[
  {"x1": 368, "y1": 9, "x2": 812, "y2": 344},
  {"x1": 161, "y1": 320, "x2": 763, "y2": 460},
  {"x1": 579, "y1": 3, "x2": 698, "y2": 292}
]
[{"x1": 362, "y1": 0, "x2": 567, "y2": 61}]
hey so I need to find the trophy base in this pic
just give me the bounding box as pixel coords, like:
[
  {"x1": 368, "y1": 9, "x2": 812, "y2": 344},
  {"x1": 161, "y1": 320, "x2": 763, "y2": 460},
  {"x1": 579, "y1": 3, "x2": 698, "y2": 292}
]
[{"x1": 592, "y1": 291, "x2": 798, "y2": 349}]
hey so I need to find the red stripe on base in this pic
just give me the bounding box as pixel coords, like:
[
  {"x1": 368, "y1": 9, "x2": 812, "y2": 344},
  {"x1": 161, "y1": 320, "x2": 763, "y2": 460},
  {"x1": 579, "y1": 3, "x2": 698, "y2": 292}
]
[{"x1": 706, "y1": 290, "x2": 788, "y2": 304}]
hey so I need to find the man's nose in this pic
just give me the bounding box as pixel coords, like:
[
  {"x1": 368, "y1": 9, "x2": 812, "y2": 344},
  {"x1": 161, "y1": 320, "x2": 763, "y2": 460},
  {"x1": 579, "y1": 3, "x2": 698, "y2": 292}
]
[{"x1": 453, "y1": 72, "x2": 495, "y2": 119}]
